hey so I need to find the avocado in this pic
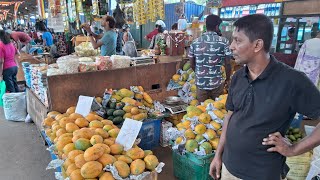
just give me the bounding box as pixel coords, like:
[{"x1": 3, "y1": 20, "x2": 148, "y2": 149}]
[{"x1": 113, "y1": 110, "x2": 126, "y2": 117}]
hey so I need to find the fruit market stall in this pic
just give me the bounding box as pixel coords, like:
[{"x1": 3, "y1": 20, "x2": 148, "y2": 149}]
[
  {"x1": 42, "y1": 96, "x2": 165, "y2": 180},
  {"x1": 25, "y1": 54, "x2": 185, "y2": 132}
]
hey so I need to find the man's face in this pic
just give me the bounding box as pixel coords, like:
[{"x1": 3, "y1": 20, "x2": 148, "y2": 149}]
[
  {"x1": 230, "y1": 28, "x2": 257, "y2": 64},
  {"x1": 101, "y1": 16, "x2": 108, "y2": 28}
]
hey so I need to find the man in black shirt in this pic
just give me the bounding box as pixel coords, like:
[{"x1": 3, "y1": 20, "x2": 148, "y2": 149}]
[{"x1": 209, "y1": 14, "x2": 320, "y2": 180}]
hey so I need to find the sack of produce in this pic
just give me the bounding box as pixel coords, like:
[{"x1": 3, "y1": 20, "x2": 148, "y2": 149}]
[
  {"x1": 79, "y1": 62, "x2": 98, "y2": 72},
  {"x1": 75, "y1": 42, "x2": 99, "y2": 57},
  {"x1": 110, "y1": 55, "x2": 131, "y2": 69},
  {"x1": 3, "y1": 92, "x2": 27, "y2": 121},
  {"x1": 96, "y1": 56, "x2": 112, "y2": 70}
]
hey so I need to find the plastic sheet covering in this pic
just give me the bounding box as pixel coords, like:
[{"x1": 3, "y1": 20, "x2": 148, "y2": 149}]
[{"x1": 46, "y1": 159, "x2": 64, "y2": 170}]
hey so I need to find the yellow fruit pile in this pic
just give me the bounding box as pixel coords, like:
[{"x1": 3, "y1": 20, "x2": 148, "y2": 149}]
[
  {"x1": 43, "y1": 106, "x2": 160, "y2": 179},
  {"x1": 169, "y1": 61, "x2": 197, "y2": 101},
  {"x1": 173, "y1": 94, "x2": 228, "y2": 154},
  {"x1": 110, "y1": 86, "x2": 153, "y2": 121}
]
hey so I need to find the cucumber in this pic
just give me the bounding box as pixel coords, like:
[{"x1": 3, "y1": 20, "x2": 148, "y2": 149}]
[
  {"x1": 113, "y1": 110, "x2": 126, "y2": 117},
  {"x1": 107, "y1": 109, "x2": 116, "y2": 116},
  {"x1": 113, "y1": 117, "x2": 124, "y2": 125}
]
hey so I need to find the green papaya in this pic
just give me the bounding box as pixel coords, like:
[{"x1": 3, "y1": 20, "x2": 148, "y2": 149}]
[
  {"x1": 113, "y1": 117, "x2": 124, "y2": 125},
  {"x1": 107, "y1": 109, "x2": 116, "y2": 116},
  {"x1": 108, "y1": 116, "x2": 115, "y2": 120},
  {"x1": 109, "y1": 102, "x2": 116, "y2": 109},
  {"x1": 113, "y1": 110, "x2": 126, "y2": 117}
]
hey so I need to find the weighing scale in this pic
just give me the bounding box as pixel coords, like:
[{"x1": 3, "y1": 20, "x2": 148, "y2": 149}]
[{"x1": 164, "y1": 102, "x2": 188, "y2": 114}]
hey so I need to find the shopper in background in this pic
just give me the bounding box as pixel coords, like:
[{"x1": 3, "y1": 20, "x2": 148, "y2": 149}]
[
  {"x1": 144, "y1": 20, "x2": 166, "y2": 42},
  {"x1": 82, "y1": 15, "x2": 117, "y2": 56},
  {"x1": 37, "y1": 22, "x2": 53, "y2": 47},
  {"x1": 171, "y1": 23, "x2": 178, "y2": 31},
  {"x1": 294, "y1": 31, "x2": 320, "y2": 89},
  {"x1": 188, "y1": 14, "x2": 232, "y2": 102},
  {"x1": 177, "y1": 14, "x2": 188, "y2": 31},
  {"x1": 50, "y1": 39, "x2": 59, "y2": 58},
  {"x1": 0, "y1": 30, "x2": 20, "y2": 93},
  {"x1": 148, "y1": 24, "x2": 165, "y2": 50},
  {"x1": 209, "y1": 14, "x2": 320, "y2": 180},
  {"x1": 122, "y1": 24, "x2": 137, "y2": 57},
  {"x1": 5, "y1": 29, "x2": 31, "y2": 50}
]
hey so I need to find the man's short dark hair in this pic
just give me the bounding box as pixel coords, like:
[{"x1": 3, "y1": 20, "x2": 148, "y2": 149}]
[
  {"x1": 206, "y1": 15, "x2": 222, "y2": 32},
  {"x1": 106, "y1": 16, "x2": 116, "y2": 29},
  {"x1": 234, "y1": 14, "x2": 274, "y2": 52}
]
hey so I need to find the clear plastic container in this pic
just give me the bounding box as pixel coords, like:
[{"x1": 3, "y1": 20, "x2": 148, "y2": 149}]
[{"x1": 56, "y1": 56, "x2": 79, "y2": 74}]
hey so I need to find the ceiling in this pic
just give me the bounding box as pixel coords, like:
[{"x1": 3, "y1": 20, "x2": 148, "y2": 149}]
[{"x1": 1, "y1": 0, "x2": 38, "y2": 20}]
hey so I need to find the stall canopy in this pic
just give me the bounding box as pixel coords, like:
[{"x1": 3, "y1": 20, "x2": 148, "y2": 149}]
[{"x1": 222, "y1": 0, "x2": 280, "y2": 7}]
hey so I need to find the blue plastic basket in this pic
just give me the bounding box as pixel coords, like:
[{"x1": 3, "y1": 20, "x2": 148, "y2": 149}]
[{"x1": 137, "y1": 119, "x2": 161, "y2": 150}]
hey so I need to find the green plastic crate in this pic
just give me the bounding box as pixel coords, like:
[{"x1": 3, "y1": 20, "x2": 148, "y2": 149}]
[{"x1": 172, "y1": 150, "x2": 215, "y2": 180}]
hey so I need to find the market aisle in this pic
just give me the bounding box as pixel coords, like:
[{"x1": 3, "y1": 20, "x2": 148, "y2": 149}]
[{"x1": 0, "y1": 109, "x2": 55, "y2": 180}]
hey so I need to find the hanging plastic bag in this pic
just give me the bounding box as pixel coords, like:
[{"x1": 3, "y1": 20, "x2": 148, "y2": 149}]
[
  {"x1": 3, "y1": 92, "x2": 27, "y2": 121},
  {"x1": 0, "y1": 80, "x2": 6, "y2": 106}
]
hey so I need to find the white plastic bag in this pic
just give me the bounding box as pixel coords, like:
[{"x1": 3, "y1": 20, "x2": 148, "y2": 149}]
[{"x1": 3, "y1": 92, "x2": 27, "y2": 121}]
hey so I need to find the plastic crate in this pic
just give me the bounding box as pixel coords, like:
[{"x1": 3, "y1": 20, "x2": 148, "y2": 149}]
[
  {"x1": 172, "y1": 150, "x2": 214, "y2": 180},
  {"x1": 137, "y1": 119, "x2": 161, "y2": 150}
]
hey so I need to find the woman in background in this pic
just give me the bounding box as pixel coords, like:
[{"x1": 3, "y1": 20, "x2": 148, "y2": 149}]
[
  {"x1": 122, "y1": 24, "x2": 137, "y2": 57},
  {"x1": 294, "y1": 31, "x2": 320, "y2": 89},
  {"x1": 0, "y1": 30, "x2": 20, "y2": 92},
  {"x1": 149, "y1": 25, "x2": 165, "y2": 49}
]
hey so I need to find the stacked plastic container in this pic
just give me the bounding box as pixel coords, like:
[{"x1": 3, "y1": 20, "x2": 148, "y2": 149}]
[
  {"x1": 30, "y1": 64, "x2": 49, "y2": 106},
  {"x1": 21, "y1": 62, "x2": 32, "y2": 87}
]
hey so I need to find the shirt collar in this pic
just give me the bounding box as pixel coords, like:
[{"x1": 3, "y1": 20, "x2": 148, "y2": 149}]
[{"x1": 242, "y1": 55, "x2": 278, "y2": 80}]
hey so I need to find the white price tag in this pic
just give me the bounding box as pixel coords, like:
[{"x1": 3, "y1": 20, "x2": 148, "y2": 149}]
[
  {"x1": 116, "y1": 119, "x2": 143, "y2": 151},
  {"x1": 75, "y1": 95, "x2": 94, "y2": 117}
]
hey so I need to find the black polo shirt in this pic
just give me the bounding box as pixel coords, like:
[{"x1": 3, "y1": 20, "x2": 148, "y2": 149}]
[{"x1": 223, "y1": 56, "x2": 320, "y2": 180}]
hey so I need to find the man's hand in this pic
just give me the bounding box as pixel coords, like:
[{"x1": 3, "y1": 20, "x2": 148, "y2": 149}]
[
  {"x1": 81, "y1": 23, "x2": 91, "y2": 33},
  {"x1": 209, "y1": 156, "x2": 222, "y2": 180},
  {"x1": 262, "y1": 132, "x2": 296, "y2": 157}
]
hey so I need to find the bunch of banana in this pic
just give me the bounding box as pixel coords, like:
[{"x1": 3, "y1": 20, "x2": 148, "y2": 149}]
[
  {"x1": 156, "y1": 0, "x2": 165, "y2": 20},
  {"x1": 146, "y1": 0, "x2": 156, "y2": 22},
  {"x1": 133, "y1": 0, "x2": 146, "y2": 25}
]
